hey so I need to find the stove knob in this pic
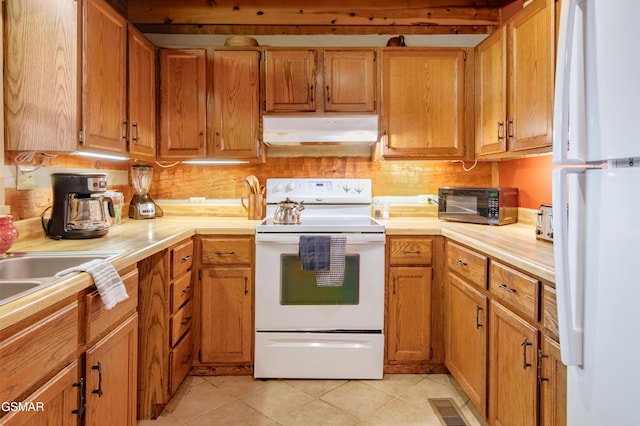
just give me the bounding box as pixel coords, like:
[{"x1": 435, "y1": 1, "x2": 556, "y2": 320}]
[
  {"x1": 342, "y1": 183, "x2": 352, "y2": 193},
  {"x1": 355, "y1": 184, "x2": 364, "y2": 194},
  {"x1": 285, "y1": 182, "x2": 297, "y2": 192},
  {"x1": 272, "y1": 183, "x2": 284, "y2": 193}
]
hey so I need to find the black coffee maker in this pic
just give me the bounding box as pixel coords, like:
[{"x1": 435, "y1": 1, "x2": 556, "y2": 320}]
[{"x1": 43, "y1": 173, "x2": 114, "y2": 239}]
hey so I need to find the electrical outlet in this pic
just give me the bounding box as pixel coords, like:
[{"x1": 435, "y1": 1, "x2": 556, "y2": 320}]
[{"x1": 16, "y1": 166, "x2": 36, "y2": 190}]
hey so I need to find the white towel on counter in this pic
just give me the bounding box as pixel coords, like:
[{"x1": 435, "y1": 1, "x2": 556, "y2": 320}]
[
  {"x1": 316, "y1": 236, "x2": 347, "y2": 287},
  {"x1": 55, "y1": 259, "x2": 129, "y2": 310}
]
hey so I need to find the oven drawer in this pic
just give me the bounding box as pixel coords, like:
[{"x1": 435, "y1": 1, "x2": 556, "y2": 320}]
[
  {"x1": 254, "y1": 332, "x2": 384, "y2": 379},
  {"x1": 200, "y1": 237, "x2": 253, "y2": 265}
]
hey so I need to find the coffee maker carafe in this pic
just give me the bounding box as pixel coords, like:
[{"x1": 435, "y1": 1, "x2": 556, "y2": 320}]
[
  {"x1": 129, "y1": 165, "x2": 157, "y2": 219},
  {"x1": 43, "y1": 173, "x2": 114, "y2": 239}
]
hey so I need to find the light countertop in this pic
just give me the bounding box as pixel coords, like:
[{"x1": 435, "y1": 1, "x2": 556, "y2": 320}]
[{"x1": 1, "y1": 215, "x2": 554, "y2": 330}]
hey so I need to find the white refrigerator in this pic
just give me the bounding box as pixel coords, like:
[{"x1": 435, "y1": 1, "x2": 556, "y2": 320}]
[{"x1": 553, "y1": 1, "x2": 640, "y2": 425}]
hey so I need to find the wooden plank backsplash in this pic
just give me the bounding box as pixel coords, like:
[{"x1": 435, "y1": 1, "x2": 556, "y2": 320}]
[
  {"x1": 5, "y1": 153, "x2": 495, "y2": 219},
  {"x1": 153, "y1": 157, "x2": 496, "y2": 199}
]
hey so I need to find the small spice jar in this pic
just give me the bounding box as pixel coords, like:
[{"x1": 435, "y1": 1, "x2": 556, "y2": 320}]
[{"x1": 0, "y1": 215, "x2": 19, "y2": 256}]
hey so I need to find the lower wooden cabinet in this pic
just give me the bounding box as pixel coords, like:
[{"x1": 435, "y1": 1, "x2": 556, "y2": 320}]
[
  {"x1": 85, "y1": 314, "x2": 138, "y2": 426},
  {"x1": 445, "y1": 272, "x2": 488, "y2": 416},
  {"x1": 0, "y1": 264, "x2": 139, "y2": 425},
  {"x1": 489, "y1": 300, "x2": 538, "y2": 426},
  {"x1": 385, "y1": 236, "x2": 445, "y2": 373},
  {"x1": 0, "y1": 360, "x2": 81, "y2": 426},
  {"x1": 387, "y1": 265, "x2": 433, "y2": 363},
  {"x1": 194, "y1": 236, "x2": 254, "y2": 374},
  {"x1": 539, "y1": 336, "x2": 567, "y2": 426},
  {"x1": 137, "y1": 238, "x2": 194, "y2": 419},
  {"x1": 199, "y1": 267, "x2": 253, "y2": 365}
]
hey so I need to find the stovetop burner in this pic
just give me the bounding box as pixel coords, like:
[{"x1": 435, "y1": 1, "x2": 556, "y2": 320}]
[{"x1": 257, "y1": 178, "x2": 384, "y2": 234}]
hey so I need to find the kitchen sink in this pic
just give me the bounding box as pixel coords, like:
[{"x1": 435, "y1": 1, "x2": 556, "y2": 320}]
[
  {"x1": 0, "y1": 251, "x2": 124, "y2": 280},
  {"x1": 0, "y1": 281, "x2": 45, "y2": 304},
  {"x1": 0, "y1": 251, "x2": 125, "y2": 305}
]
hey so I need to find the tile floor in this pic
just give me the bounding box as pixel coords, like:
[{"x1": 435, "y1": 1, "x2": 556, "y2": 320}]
[{"x1": 137, "y1": 374, "x2": 488, "y2": 426}]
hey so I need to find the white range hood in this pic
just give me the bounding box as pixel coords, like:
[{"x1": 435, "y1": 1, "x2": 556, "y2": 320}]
[{"x1": 262, "y1": 115, "x2": 379, "y2": 145}]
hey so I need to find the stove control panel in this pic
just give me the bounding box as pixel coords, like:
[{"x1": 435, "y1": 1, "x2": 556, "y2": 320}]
[{"x1": 265, "y1": 178, "x2": 372, "y2": 204}]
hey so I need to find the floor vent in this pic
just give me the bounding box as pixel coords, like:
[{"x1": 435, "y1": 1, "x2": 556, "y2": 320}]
[{"x1": 429, "y1": 398, "x2": 468, "y2": 426}]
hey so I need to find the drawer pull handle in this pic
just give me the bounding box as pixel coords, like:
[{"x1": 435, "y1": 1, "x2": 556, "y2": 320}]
[
  {"x1": 455, "y1": 259, "x2": 468, "y2": 267},
  {"x1": 91, "y1": 362, "x2": 103, "y2": 397},
  {"x1": 182, "y1": 353, "x2": 192, "y2": 365},
  {"x1": 181, "y1": 286, "x2": 191, "y2": 295},
  {"x1": 499, "y1": 283, "x2": 517, "y2": 293},
  {"x1": 537, "y1": 348, "x2": 550, "y2": 383},
  {"x1": 181, "y1": 255, "x2": 192, "y2": 263},
  {"x1": 181, "y1": 316, "x2": 192, "y2": 326},
  {"x1": 475, "y1": 305, "x2": 484, "y2": 329},
  {"x1": 72, "y1": 378, "x2": 86, "y2": 417},
  {"x1": 521, "y1": 338, "x2": 532, "y2": 369},
  {"x1": 403, "y1": 250, "x2": 422, "y2": 255},
  {"x1": 215, "y1": 251, "x2": 235, "y2": 255}
]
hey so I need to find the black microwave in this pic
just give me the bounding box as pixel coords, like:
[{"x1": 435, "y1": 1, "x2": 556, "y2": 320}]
[{"x1": 438, "y1": 187, "x2": 518, "y2": 225}]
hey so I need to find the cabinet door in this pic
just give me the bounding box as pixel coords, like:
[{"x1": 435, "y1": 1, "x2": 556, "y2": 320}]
[
  {"x1": 387, "y1": 266, "x2": 432, "y2": 363},
  {"x1": 264, "y1": 50, "x2": 316, "y2": 112},
  {"x1": 489, "y1": 301, "x2": 538, "y2": 426},
  {"x1": 446, "y1": 273, "x2": 488, "y2": 416},
  {"x1": 211, "y1": 50, "x2": 261, "y2": 159},
  {"x1": 85, "y1": 314, "x2": 138, "y2": 426},
  {"x1": 381, "y1": 49, "x2": 467, "y2": 159},
  {"x1": 158, "y1": 48, "x2": 207, "y2": 159},
  {"x1": 4, "y1": 0, "x2": 78, "y2": 151},
  {"x1": 200, "y1": 268, "x2": 253, "y2": 364},
  {"x1": 128, "y1": 25, "x2": 156, "y2": 160},
  {"x1": 475, "y1": 26, "x2": 508, "y2": 157},
  {"x1": 507, "y1": 0, "x2": 555, "y2": 152},
  {"x1": 82, "y1": 0, "x2": 128, "y2": 153},
  {"x1": 540, "y1": 336, "x2": 567, "y2": 426},
  {"x1": 1, "y1": 360, "x2": 81, "y2": 426},
  {"x1": 323, "y1": 50, "x2": 376, "y2": 112}
]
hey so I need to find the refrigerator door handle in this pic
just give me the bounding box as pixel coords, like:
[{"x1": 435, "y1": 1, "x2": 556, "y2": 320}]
[
  {"x1": 553, "y1": 0, "x2": 587, "y2": 164},
  {"x1": 552, "y1": 168, "x2": 586, "y2": 366}
]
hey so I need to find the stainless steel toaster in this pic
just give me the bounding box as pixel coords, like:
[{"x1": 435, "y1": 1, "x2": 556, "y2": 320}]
[{"x1": 536, "y1": 204, "x2": 554, "y2": 242}]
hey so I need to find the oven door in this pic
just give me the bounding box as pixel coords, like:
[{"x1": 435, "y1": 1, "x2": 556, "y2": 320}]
[{"x1": 255, "y1": 233, "x2": 385, "y2": 331}]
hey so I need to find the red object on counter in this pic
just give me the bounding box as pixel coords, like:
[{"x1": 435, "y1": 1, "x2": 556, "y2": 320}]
[{"x1": 0, "y1": 215, "x2": 19, "y2": 255}]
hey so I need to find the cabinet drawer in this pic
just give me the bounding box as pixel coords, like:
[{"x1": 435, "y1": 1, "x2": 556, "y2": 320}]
[
  {"x1": 171, "y1": 239, "x2": 194, "y2": 280},
  {"x1": 543, "y1": 285, "x2": 559, "y2": 342},
  {"x1": 86, "y1": 267, "x2": 138, "y2": 344},
  {"x1": 388, "y1": 237, "x2": 433, "y2": 265},
  {"x1": 447, "y1": 242, "x2": 488, "y2": 288},
  {"x1": 0, "y1": 300, "x2": 79, "y2": 403},
  {"x1": 171, "y1": 300, "x2": 193, "y2": 346},
  {"x1": 200, "y1": 237, "x2": 252, "y2": 265},
  {"x1": 170, "y1": 271, "x2": 192, "y2": 314},
  {"x1": 490, "y1": 261, "x2": 539, "y2": 321},
  {"x1": 170, "y1": 329, "x2": 193, "y2": 394}
]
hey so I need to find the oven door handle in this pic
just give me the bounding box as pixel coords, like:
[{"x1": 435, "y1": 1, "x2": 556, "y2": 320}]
[{"x1": 256, "y1": 234, "x2": 385, "y2": 244}]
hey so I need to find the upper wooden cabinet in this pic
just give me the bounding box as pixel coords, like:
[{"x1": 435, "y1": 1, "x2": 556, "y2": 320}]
[
  {"x1": 475, "y1": 0, "x2": 556, "y2": 158},
  {"x1": 211, "y1": 50, "x2": 263, "y2": 160},
  {"x1": 378, "y1": 48, "x2": 471, "y2": 160},
  {"x1": 128, "y1": 25, "x2": 157, "y2": 160},
  {"x1": 158, "y1": 48, "x2": 207, "y2": 160},
  {"x1": 263, "y1": 48, "x2": 377, "y2": 113},
  {"x1": 4, "y1": 0, "x2": 78, "y2": 151},
  {"x1": 81, "y1": 0, "x2": 128, "y2": 154}
]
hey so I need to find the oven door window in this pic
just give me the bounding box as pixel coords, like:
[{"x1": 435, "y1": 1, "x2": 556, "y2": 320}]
[{"x1": 280, "y1": 254, "x2": 359, "y2": 305}]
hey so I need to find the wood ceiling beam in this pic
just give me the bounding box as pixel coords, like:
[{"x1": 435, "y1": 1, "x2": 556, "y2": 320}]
[{"x1": 127, "y1": 0, "x2": 505, "y2": 34}]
